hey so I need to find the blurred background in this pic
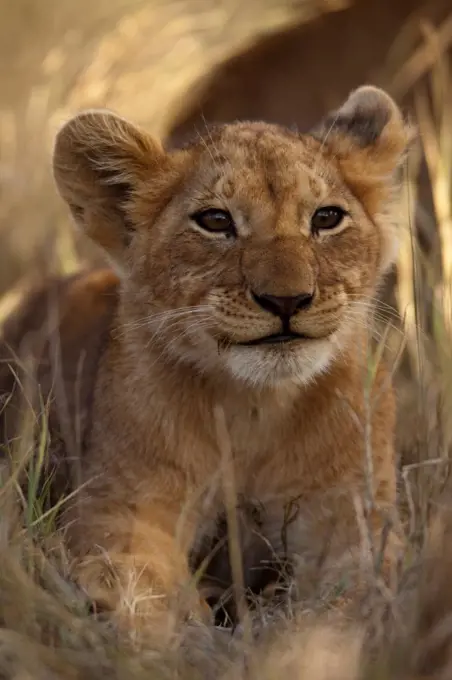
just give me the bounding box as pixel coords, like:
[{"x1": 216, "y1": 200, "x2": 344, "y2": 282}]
[{"x1": 1, "y1": 0, "x2": 452, "y2": 512}]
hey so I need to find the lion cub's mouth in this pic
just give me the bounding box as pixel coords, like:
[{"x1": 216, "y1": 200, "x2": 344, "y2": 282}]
[{"x1": 238, "y1": 331, "x2": 311, "y2": 347}]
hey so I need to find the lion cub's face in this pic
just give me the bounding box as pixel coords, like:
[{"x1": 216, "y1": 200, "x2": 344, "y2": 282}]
[{"x1": 53, "y1": 87, "x2": 412, "y2": 385}]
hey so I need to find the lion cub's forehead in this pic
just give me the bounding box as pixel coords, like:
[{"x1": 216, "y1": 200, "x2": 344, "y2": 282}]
[{"x1": 187, "y1": 122, "x2": 334, "y2": 206}]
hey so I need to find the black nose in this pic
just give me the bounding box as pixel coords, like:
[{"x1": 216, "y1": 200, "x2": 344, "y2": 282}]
[{"x1": 252, "y1": 291, "x2": 314, "y2": 318}]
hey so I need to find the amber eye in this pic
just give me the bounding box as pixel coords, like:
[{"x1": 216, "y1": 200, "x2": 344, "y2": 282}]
[
  {"x1": 191, "y1": 208, "x2": 236, "y2": 237},
  {"x1": 311, "y1": 206, "x2": 347, "y2": 233}
]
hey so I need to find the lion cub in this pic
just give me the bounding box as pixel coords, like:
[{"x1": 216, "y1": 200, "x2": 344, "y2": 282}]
[{"x1": 2, "y1": 86, "x2": 412, "y2": 627}]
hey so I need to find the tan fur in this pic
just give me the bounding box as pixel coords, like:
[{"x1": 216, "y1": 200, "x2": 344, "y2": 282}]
[{"x1": 1, "y1": 86, "x2": 413, "y2": 630}]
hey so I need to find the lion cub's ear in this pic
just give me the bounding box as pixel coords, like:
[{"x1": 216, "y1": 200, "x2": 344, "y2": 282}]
[
  {"x1": 311, "y1": 86, "x2": 416, "y2": 209},
  {"x1": 53, "y1": 110, "x2": 168, "y2": 265}
]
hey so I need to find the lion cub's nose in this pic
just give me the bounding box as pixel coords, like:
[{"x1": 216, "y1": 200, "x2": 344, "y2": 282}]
[{"x1": 251, "y1": 291, "x2": 314, "y2": 318}]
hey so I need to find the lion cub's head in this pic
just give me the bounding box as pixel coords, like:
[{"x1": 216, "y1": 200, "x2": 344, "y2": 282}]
[{"x1": 53, "y1": 87, "x2": 413, "y2": 386}]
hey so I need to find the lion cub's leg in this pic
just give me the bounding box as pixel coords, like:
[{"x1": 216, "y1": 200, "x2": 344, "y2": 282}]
[{"x1": 67, "y1": 491, "x2": 210, "y2": 635}]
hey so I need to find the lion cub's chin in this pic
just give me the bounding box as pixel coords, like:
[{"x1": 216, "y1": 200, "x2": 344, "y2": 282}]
[{"x1": 221, "y1": 337, "x2": 336, "y2": 386}]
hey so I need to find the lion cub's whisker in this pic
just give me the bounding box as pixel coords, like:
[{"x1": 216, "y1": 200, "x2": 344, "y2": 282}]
[{"x1": 114, "y1": 305, "x2": 214, "y2": 335}]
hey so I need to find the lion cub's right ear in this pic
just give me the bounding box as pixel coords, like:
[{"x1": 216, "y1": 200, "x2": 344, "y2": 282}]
[{"x1": 53, "y1": 110, "x2": 169, "y2": 264}]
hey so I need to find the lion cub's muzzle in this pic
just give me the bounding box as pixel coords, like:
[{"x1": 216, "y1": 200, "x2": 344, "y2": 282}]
[{"x1": 237, "y1": 289, "x2": 315, "y2": 346}]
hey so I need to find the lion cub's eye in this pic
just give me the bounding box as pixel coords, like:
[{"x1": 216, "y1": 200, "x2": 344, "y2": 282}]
[
  {"x1": 191, "y1": 209, "x2": 236, "y2": 237},
  {"x1": 311, "y1": 206, "x2": 347, "y2": 233}
]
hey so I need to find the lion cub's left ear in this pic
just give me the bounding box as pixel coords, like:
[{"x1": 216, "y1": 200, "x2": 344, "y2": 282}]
[{"x1": 311, "y1": 86, "x2": 416, "y2": 200}]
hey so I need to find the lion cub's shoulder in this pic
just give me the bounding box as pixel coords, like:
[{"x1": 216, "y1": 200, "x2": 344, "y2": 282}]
[{"x1": 0, "y1": 268, "x2": 119, "y2": 476}]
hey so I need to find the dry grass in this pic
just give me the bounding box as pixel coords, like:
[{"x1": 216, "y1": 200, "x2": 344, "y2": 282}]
[{"x1": 2, "y1": 0, "x2": 452, "y2": 678}]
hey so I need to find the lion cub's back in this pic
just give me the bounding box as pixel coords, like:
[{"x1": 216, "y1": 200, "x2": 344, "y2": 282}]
[{"x1": 0, "y1": 268, "x2": 120, "y2": 494}]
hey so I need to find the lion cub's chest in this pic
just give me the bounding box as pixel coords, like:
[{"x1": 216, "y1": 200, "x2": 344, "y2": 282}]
[{"x1": 222, "y1": 391, "x2": 301, "y2": 493}]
